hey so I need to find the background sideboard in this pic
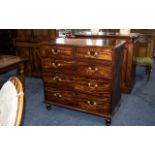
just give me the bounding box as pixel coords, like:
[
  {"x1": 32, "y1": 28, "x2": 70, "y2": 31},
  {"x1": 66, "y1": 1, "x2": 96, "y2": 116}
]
[{"x1": 14, "y1": 29, "x2": 57, "y2": 77}]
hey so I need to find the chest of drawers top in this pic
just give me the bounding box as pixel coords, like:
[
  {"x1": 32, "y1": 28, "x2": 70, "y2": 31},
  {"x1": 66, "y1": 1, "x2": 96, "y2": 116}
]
[{"x1": 39, "y1": 38, "x2": 126, "y2": 48}]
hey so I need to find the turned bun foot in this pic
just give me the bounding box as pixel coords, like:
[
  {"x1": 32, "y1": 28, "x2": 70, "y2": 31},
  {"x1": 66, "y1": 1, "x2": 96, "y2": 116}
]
[
  {"x1": 46, "y1": 104, "x2": 52, "y2": 110},
  {"x1": 105, "y1": 118, "x2": 112, "y2": 126}
]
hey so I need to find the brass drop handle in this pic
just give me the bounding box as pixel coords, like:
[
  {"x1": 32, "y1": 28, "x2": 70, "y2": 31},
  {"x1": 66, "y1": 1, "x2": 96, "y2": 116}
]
[
  {"x1": 88, "y1": 66, "x2": 98, "y2": 72},
  {"x1": 87, "y1": 51, "x2": 98, "y2": 56},
  {"x1": 51, "y1": 49, "x2": 61, "y2": 55},
  {"x1": 87, "y1": 100, "x2": 97, "y2": 105},
  {"x1": 53, "y1": 76, "x2": 62, "y2": 82},
  {"x1": 53, "y1": 93, "x2": 62, "y2": 98},
  {"x1": 52, "y1": 62, "x2": 61, "y2": 68},
  {"x1": 88, "y1": 82, "x2": 98, "y2": 89}
]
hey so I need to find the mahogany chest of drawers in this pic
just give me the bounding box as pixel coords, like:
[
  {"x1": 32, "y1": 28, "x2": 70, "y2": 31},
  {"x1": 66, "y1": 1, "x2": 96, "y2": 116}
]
[{"x1": 39, "y1": 38, "x2": 126, "y2": 125}]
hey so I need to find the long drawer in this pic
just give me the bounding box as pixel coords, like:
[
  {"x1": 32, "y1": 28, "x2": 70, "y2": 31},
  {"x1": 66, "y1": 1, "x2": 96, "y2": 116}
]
[
  {"x1": 43, "y1": 73, "x2": 112, "y2": 97},
  {"x1": 45, "y1": 88, "x2": 111, "y2": 115},
  {"x1": 41, "y1": 58, "x2": 113, "y2": 80}
]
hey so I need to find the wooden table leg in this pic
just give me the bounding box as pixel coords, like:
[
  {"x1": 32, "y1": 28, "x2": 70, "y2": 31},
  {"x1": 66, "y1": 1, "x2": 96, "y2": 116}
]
[{"x1": 18, "y1": 63, "x2": 25, "y2": 90}]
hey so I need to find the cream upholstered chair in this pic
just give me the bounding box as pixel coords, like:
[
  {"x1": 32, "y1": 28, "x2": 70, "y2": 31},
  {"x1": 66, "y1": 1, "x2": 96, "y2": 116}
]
[
  {"x1": 133, "y1": 35, "x2": 154, "y2": 80},
  {"x1": 0, "y1": 76, "x2": 24, "y2": 126}
]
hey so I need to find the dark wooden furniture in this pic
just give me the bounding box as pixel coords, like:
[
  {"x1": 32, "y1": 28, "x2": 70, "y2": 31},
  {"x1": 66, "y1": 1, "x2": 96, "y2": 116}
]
[
  {"x1": 14, "y1": 41, "x2": 40, "y2": 77},
  {"x1": 0, "y1": 55, "x2": 27, "y2": 88},
  {"x1": 75, "y1": 31, "x2": 140, "y2": 93},
  {"x1": 131, "y1": 29, "x2": 155, "y2": 58},
  {"x1": 14, "y1": 29, "x2": 57, "y2": 77},
  {"x1": 39, "y1": 38, "x2": 126, "y2": 125},
  {"x1": 0, "y1": 30, "x2": 16, "y2": 55}
]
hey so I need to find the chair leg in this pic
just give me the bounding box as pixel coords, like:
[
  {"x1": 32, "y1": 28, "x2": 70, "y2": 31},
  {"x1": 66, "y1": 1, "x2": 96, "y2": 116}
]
[
  {"x1": 145, "y1": 66, "x2": 148, "y2": 75},
  {"x1": 147, "y1": 66, "x2": 152, "y2": 81}
]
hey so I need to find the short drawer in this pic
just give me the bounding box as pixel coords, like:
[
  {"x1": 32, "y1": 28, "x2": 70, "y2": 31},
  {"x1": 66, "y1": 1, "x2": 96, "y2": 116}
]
[
  {"x1": 74, "y1": 77, "x2": 112, "y2": 97},
  {"x1": 76, "y1": 60, "x2": 113, "y2": 80},
  {"x1": 41, "y1": 58, "x2": 75, "y2": 74},
  {"x1": 43, "y1": 73, "x2": 75, "y2": 90},
  {"x1": 40, "y1": 46, "x2": 73, "y2": 59},
  {"x1": 45, "y1": 88, "x2": 79, "y2": 107},
  {"x1": 76, "y1": 47, "x2": 112, "y2": 61},
  {"x1": 76, "y1": 92, "x2": 111, "y2": 115}
]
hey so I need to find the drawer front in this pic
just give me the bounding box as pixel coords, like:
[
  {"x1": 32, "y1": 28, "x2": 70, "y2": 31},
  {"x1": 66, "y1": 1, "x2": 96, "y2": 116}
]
[
  {"x1": 45, "y1": 88, "x2": 111, "y2": 115},
  {"x1": 41, "y1": 58, "x2": 75, "y2": 74},
  {"x1": 43, "y1": 73, "x2": 75, "y2": 90},
  {"x1": 76, "y1": 93, "x2": 111, "y2": 115},
  {"x1": 76, "y1": 47, "x2": 112, "y2": 61},
  {"x1": 74, "y1": 77, "x2": 112, "y2": 97},
  {"x1": 45, "y1": 88, "x2": 79, "y2": 107},
  {"x1": 43, "y1": 73, "x2": 112, "y2": 97},
  {"x1": 76, "y1": 61, "x2": 113, "y2": 80},
  {"x1": 40, "y1": 46, "x2": 73, "y2": 59}
]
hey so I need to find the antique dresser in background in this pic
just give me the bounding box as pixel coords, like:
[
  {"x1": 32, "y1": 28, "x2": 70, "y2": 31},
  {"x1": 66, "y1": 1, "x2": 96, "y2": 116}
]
[
  {"x1": 0, "y1": 29, "x2": 16, "y2": 55},
  {"x1": 39, "y1": 38, "x2": 126, "y2": 125},
  {"x1": 13, "y1": 29, "x2": 57, "y2": 77}
]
